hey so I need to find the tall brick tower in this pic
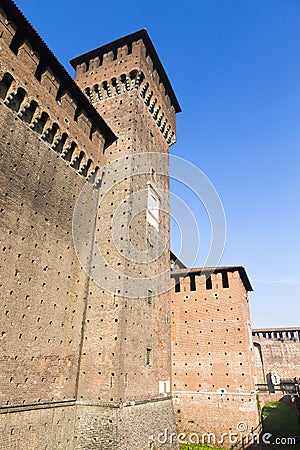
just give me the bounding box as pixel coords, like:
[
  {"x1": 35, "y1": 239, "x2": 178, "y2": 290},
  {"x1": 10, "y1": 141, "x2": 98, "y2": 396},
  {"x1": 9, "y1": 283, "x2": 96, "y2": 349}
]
[{"x1": 70, "y1": 31, "x2": 181, "y2": 448}]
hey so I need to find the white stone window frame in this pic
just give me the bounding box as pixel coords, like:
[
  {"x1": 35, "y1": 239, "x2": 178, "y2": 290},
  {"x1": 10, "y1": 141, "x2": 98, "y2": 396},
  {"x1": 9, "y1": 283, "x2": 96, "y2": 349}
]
[{"x1": 146, "y1": 181, "x2": 160, "y2": 231}]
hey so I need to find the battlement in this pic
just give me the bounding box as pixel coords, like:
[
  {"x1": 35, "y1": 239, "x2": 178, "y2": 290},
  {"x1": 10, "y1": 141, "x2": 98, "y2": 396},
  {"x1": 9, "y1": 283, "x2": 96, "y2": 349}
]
[
  {"x1": 70, "y1": 30, "x2": 181, "y2": 146},
  {"x1": 0, "y1": 0, "x2": 116, "y2": 181},
  {"x1": 171, "y1": 266, "x2": 253, "y2": 293},
  {"x1": 253, "y1": 327, "x2": 300, "y2": 342}
]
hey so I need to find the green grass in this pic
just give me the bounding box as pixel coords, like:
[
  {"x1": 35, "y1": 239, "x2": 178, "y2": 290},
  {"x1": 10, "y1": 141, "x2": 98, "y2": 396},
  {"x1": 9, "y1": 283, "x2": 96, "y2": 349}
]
[{"x1": 262, "y1": 400, "x2": 300, "y2": 437}]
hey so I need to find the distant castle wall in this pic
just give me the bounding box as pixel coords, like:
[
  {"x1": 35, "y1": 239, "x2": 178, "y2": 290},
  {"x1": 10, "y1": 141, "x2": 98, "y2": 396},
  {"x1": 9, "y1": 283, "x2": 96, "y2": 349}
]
[{"x1": 252, "y1": 328, "x2": 300, "y2": 384}]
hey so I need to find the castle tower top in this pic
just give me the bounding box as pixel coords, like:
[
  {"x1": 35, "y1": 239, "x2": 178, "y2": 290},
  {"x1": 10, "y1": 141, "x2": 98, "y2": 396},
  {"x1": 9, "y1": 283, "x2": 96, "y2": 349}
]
[{"x1": 70, "y1": 29, "x2": 181, "y2": 115}]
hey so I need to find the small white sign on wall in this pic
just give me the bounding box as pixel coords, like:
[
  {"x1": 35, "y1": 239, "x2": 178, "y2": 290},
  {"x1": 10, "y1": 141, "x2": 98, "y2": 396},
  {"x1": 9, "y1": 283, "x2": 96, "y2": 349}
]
[{"x1": 159, "y1": 379, "x2": 171, "y2": 394}]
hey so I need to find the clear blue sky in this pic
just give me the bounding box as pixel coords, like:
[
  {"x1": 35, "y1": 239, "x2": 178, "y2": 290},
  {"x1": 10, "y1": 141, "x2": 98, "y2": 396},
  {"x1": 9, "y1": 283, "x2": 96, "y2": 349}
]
[{"x1": 14, "y1": 0, "x2": 300, "y2": 328}]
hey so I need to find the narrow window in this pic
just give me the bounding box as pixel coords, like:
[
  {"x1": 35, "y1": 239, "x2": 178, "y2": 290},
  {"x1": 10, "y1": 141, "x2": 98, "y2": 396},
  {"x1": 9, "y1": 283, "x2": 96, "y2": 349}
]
[
  {"x1": 146, "y1": 348, "x2": 152, "y2": 366},
  {"x1": 110, "y1": 374, "x2": 115, "y2": 388},
  {"x1": 147, "y1": 184, "x2": 160, "y2": 230},
  {"x1": 147, "y1": 289, "x2": 153, "y2": 305},
  {"x1": 151, "y1": 167, "x2": 156, "y2": 181}
]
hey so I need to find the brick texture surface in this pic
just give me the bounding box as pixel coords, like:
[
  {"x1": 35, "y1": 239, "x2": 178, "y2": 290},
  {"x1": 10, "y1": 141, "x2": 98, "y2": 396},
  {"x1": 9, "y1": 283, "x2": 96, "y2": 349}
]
[
  {"x1": 0, "y1": 2, "x2": 178, "y2": 448},
  {"x1": 171, "y1": 270, "x2": 259, "y2": 443},
  {"x1": 253, "y1": 329, "x2": 300, "y2": 383}
]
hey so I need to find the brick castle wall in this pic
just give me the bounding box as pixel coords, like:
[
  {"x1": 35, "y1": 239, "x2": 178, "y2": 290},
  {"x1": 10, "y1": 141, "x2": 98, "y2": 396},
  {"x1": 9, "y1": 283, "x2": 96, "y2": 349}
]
[
  {"x1": 0, "y1": 1, "x2": 179, "y2": 448},
  {"x1": 253, "y1": 328, "x2": 300, "y2": 384},
  {"x1": 3, "y1": 1, "x2": 298, "y2": 448},
  {"x1": 171, "y1": 268, "x2": 259, "y2": 444}
]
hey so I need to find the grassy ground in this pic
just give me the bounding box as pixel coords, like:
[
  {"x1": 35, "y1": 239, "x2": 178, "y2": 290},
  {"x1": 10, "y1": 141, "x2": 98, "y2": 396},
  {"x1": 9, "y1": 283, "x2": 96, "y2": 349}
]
[
  {"x1": 260, "y1": 400, "x2": 300, "y2": 448},
  {"x1": 262, "y1": 401, "x2": 300, "y2": 437}
]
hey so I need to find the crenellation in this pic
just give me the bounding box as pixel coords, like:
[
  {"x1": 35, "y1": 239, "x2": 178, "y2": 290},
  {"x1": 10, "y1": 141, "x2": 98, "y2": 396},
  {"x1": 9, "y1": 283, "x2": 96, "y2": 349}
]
[
  {"x1": 59, "y1": 90, "x2": 77, "y2": 119},
  {"x1": 76, "y1": 110, "x2": 92, "y2": 138},
  {"x1": 117, "y1": 44, "x2": 129, "y2": 59},
  {"x1": 152, "y1": 69, "x2": 159, "y2": 85},
  {"x1": 40, "y1": 67, "x2": 60, "y2": 96},
  {"x1": 132, "y1": 38, "x2": 146, "y2": 58},
  {"x1": 165, "y1": 94, "x2": 171, "y2": 109},
  {"x1": 214, "y1": 272, "x2": 222, "y2": 290},
  {"x1": 71, "y1": 30, "x2": 180, "y2": 145},
  {"x1": 171, "y1": 267, "x2": 253, "y2": 293},
  {"x1": 91, "y1": 127, "x2": 105, "y2": 148},
  {"x1": 88, "y1": 56, "x2": 100, "y2": 71},
  {"x1": 0, "y1": 17, "x2": 17, "y2": 46},
  {"x1": 0, "y1": 70, "x2": 109, "y2": 177},
  {"x1": 103, "y1": 50, "x2": 114, "y2": 63},
  {"x1": 0, "y1": 70, "x2": 103, "y2": 181},
  {"x1": 158, "y1": 80, "x2": 166, "y2": 96},
  {"x1": 17, "y1": 40, "x2": 40, "y2": 73},
  {"x1": 253, "y1": 327, "x2": 300, "y2": 388},
  {"x1": 145, "y1": 54, "x2": 154, "y2": 72},
  {"x1": 75, "y1": 61, "x2": 87, "y2": 77},
  {"x1": 1, "y1": 3, "x2": 115, "y2": 151}
]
